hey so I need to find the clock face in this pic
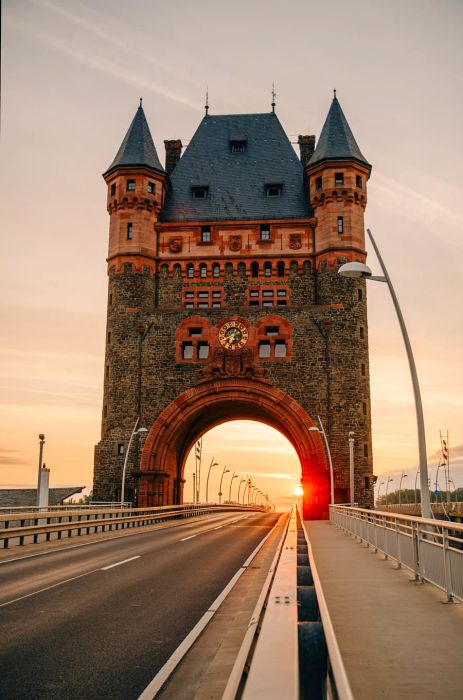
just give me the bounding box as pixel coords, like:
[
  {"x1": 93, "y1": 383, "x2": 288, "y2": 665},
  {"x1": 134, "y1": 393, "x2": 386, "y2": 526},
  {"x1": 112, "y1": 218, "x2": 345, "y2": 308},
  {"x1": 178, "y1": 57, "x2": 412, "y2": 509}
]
[{"x1": 218, "y1": 320, "x2": 249, "y2": 350}]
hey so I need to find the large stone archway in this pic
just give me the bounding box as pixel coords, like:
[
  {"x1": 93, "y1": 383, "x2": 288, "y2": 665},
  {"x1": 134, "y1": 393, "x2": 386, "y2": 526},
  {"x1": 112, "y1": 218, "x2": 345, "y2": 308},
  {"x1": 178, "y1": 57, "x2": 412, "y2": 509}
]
[{"x1": 138, "y1": 377, "x2": 329, "y2": 519}]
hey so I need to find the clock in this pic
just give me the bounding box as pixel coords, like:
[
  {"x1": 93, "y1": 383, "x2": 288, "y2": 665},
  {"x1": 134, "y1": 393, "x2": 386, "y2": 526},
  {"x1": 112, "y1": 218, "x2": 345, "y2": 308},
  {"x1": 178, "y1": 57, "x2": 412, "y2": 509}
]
[{"x1": 218, "y1": 320, "x2": 249, "y2": 350}]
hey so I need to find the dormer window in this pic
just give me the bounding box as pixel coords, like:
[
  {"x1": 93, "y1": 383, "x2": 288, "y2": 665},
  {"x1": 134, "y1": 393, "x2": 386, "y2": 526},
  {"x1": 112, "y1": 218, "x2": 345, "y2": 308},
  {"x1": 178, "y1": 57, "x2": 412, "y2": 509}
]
[
  {"x1": 335, "y1": 172, "x2": 344, "y2": 186},
  {"x1": 265, "y1": 183, "x2": 282, "y2": 197},
  {"x1": 127, "y1": 179, "x2": 135, "y2": 191},
  {"x1": 260, "y1": 225, "x2": 270, "y2": 241},
  {"x1": 201, "y1": 226, "x2": 211, "y2": 242},
  {"x1": 192, "y1": 185, "x2": 209, "y2": 199},
  {"x1": 230, "y1": 139, "x2": 247, "y2": 153},
  {"x1": 147, "y1": 181, "x2": 155, "y2": 194}
]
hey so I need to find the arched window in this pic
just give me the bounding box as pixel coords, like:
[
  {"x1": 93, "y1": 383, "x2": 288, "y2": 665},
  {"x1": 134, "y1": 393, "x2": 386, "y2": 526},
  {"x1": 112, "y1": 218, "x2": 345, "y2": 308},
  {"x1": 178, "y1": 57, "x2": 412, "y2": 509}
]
[
  {"x1": 238, "y1": 262, "x2": 246, "y2": 277},
  {"x1": 212, "y1": 263, "x2": 220, "y2": 278},
  {"x1": 277, "y1": 261, "x2": 285, "y2": 277},
  {"x1": 200, "y1": 263, "x2": 207, "y2": 278},
  {"x1": 264, "y1": 261, "x2": 272, "y2": 277},
  {"x1": 187, "y1": 264, "x2": 194, "y2": 278},
  {"x1": 160, "y1": 264, "x2": 168, "y2": 276},
  {"x1": 302, "y1": 260, "x2": 311, "y2": 274},
  {"x1": 225, "y1": 262, "x2": 233, "y2": 275},
  {"x1": 173, "y1": 263, "x2": 181, "y2": 275},
  {"x1": 251, "y1": 261, "x2": 259, "y2": 278},
  {"x1": 290, "y1": 260, "x2": 298, "y2": 273}
]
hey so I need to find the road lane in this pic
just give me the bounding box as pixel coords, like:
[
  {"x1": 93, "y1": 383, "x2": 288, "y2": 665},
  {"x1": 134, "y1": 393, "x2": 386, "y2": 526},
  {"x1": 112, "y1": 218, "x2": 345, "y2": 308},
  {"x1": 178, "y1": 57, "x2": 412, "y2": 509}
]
[
  {"x1": 0, "y1": 512, "x2": 249, "y2": 605},
  {"x1": 0, "y1": 512, "x2": 279, "y2": 700}
]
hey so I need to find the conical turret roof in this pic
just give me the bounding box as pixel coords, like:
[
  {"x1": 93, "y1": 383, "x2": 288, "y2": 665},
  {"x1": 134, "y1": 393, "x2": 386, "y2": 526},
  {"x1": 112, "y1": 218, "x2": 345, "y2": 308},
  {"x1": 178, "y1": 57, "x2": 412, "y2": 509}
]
[
  {"x1": 308, "y1": 95, "x2": 371, "y2": 170},
  {"x1": 104, "y1": 103, "x2": 164, "y2": 177}
]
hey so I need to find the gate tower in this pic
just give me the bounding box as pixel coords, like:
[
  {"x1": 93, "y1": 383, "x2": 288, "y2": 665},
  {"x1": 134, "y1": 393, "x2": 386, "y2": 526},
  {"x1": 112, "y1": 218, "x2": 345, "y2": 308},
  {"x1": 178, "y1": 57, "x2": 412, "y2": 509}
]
[{"x1": 93, "y1": 95, "x2": 373, "y2": 519}]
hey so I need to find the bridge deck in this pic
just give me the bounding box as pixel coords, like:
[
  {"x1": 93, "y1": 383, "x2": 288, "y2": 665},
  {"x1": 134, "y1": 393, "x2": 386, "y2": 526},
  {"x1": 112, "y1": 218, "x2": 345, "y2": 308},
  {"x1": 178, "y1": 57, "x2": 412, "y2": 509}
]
[{"x1": 306, "y1": 520, "x2": 463, "y2": 700}]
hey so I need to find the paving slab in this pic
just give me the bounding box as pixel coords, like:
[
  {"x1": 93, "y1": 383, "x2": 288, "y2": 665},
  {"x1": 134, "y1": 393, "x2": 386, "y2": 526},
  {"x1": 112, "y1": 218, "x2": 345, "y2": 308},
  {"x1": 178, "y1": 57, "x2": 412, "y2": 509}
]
[{"x1": 306, "y1": 520, "x2": 463, "y2": 700}]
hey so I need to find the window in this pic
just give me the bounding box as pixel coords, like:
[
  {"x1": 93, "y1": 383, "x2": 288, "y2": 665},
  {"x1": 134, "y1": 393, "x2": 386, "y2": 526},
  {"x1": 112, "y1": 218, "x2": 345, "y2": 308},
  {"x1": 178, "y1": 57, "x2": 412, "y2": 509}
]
[
  {"x1": 259, "y1": 341, "x2": 271, "y2": 358},
  {"x1": 238, "y1": 262, "x2": 246, "y2": 277},
  {"x1": 117, "y1": 444, "x2": 124, "y2": 456},
  {"x1": 365, "y1": 476, "x2": 371, "y2": 490},
  {"x1": 127, "y1": 179, "x2": 135, "y2": 191},
  {"x1": 275, "y1": 340, "x2": 287, "y2": 357},
  {"x1": 109, "y1": 293, "x2": 113, "y2": 306},
  {"x1": 103, "y1": 405, "x2": 108, "y2": 418},
  {"x1": 360, "y1": 326, "x2": 365, "y2": 339},
  {"x1": 262, "y1": 290, "x2": 274, "y2": 297},
  {"x1": 200, "y1": 264, "x2": 207, "y2": 278},
  {"x1": 251, "y1": 262, "x2": 259, "y2": 278},
  {"x1": 110, "y1": 183, "x2": 116, "y2": 196},
  {"x1": 335, "y1": 172, "x2": 344, "y2": 186},
  {"x1": 127, "y1": 223, "x2": 133, "y2": 240},
  {"x1": 198, "y1": 342, "x2": 209, "y2": 359},
  {"x1": 147, "y1": 181, "x2": 155, "y2": 194},
  {"x1": 290, "y1": 260, "x2": 298, "y2": 273},
  {"x1": 315, "y1": 176, "x2": 322, "y2": 190},
  {"x1": 106, "y1": 365, "x2": 109, "y2": 378},
  {"x1": 192, "y1": 186, "x2": 208, "y2": 199},
  {"x1": 277, "y1": 261, "x2": 285, "y2": 277},
  {"x1": 185, "y1": 291, "x2": 194, "y2": 299},
  {"x1": 185, "y1": 302, "x2": 194, "y2": 309},
  {"x1": 265, "y1": 183, "x2": 282, "y2": 197},
  {"x1": 303, "y1": 260, "x2": 311, "y2": 274},
  {"x1": 212, "y1": 302, "x2": 221, "y2": 308},
  {"x1": 198, "y1": 302, "x2": 208, "y2": 308},
  {"x1": 225, "y1": 262, "x2": 233, "y2": 274},
  {"x1": 364, "y1": 444, "x2": 368, "y2": 458},
  {"x1": 197, "y1": 291, "x2": 208, "y2": 299},
  {"x1": 266, "y1": 326, "x2": 279, "y2": 336},
  {"x1": 358, "y1": 288, "x2": 363, "y2": 301},
  {"x1": 361, "y1": 363, "x2": 366, "y2": 376},
  {"x1": 212, "y1": 291, "x2": 221, "y2": 299},
  {"x1": 277, "y1": 289, "x2": 287, "y2": 297},
  {"x1": 362, "y1": 402, "x2": 367, "y2": 415},
  {"x1": 107, "y1": 331, "x2": 111, "y2": 344},
  {"x1": 230, "y1": 140, "x2": 246, "y2": 153},
  {"x1": 356, "y1": 175, "x2": 362, "y2": 189},
  {"x1": 263, "y1": 301, "x2": 273, "y2": 307},
  {"x1": 187, "y1": 264, "x2": 194, "y2": 278},
  {"x1": 182, "y1": 342, "x2": 194, "y2": 359},
  {"x1": 250, "y1": 300, "x2": 259, "y2": 306},
  {"x1": 201, "y1": 226, "x2": 211, "y2": 242},
  {"x1": 250, "y1": 290, "x2": 259, "y2": 297},
  {"x1": 189, "y1": 328, "x2": 202, "y2": 337},
  {"x1": 212, "y1": 263, "x2": 220, "y2": 278},
  {"x1": 260, "y1": 225, "x2": 270, "y2": 240},
  {"x1": 337, "y1": 216, "x2": 344, "y2": 234},
  {"x1": 264, "y1": 261, "x2": 272, "y2": 277},
  {"x1": 277, "y1": 300, "x2": 287, "y2": 306},
  {"x1": 123, "y1": 263, "x2": 133, "y2": 273}
]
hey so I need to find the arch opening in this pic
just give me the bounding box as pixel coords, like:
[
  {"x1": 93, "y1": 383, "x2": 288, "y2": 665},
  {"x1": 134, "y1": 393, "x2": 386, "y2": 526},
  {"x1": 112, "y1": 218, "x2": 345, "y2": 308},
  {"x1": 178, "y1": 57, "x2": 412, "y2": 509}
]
[{"x1": 139, "y1": 379, "x2": 330, "y2": 519}]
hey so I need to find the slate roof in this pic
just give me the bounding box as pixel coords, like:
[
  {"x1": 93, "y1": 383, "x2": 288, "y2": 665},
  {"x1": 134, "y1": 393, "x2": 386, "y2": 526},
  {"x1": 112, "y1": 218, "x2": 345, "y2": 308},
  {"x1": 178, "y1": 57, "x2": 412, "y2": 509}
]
[
  {"x1": 104, "y1": 105, "x2": 165, "y2": 177},
  {"x1": 162, "y1": 113, "x2": 311, "y2": 222},
  {"x1": 308, "y1": 96, "x2": 371, "y2": 170},
  {"x1": 0, "y1": 487, "x2": 84, "y2": 508}
]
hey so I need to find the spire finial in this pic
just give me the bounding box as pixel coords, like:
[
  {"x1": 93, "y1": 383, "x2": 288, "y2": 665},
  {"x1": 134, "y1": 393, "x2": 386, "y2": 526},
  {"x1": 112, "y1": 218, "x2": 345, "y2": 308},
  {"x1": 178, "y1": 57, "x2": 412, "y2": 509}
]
[
  {"x1": 271, "y1": 83, "x2": 276, "y2": 113},
  {"x1": 333, "y1": 88, "x2": 336, "y2": 99},
  {"x1": 205, "y1": 87, "x2": 209, "y2": 116},
  {"x1": 139, "y1": 97, "x2": 143, "y2": 108}
]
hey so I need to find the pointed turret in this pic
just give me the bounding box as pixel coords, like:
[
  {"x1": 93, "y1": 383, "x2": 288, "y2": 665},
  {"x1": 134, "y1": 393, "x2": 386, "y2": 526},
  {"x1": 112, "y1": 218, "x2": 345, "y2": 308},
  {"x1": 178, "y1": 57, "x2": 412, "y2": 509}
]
[
  {"x1": 308, "y1": 94, "x2": 371, "y2": 171},
  {"x1": 305, "y1": 94, "x2": 372, "y2": 270},
  {"x1": 103, "y1": 102, "x2": 166, "y2": 277},
  {"x1": 104, "y1": 102, "x2": 165, "y2": 177}
]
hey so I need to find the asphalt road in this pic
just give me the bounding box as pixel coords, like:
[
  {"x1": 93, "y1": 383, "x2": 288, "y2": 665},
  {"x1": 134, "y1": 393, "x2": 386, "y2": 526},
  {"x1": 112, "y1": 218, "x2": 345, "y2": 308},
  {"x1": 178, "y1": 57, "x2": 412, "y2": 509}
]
[{"x1": 0, "y1": 511, "x2": 279, "y2": 700}]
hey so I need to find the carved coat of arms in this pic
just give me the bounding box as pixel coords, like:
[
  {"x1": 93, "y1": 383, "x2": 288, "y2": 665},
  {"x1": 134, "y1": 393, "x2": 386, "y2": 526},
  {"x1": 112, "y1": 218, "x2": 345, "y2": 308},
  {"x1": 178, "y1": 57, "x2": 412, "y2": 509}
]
[
  {"x1": 168, "y1": 237, "x2": 183, "y2": 253},
  {"x1": 229, "y1": 235, "x2": 242, "y2": 252},
  {"x1": 289, "y1": 233, "x2": 302, "y2": 250}
]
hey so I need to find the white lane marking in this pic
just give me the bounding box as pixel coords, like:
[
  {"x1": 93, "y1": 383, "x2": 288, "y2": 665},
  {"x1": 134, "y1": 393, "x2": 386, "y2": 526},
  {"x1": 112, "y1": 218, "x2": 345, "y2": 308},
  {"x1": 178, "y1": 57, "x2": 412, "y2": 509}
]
[
  {"x1": 213, "y1": 525, "x2": 223, "y2": 530},
  {"x1": 137, "y1": 513, "x2": 279, "y2": 700},
  {"x1": 101, "y1": 555, "x2": 140, "y2": 570},
  {"x1": 180, "y1": 535, "x2": 197, "y2": 542},
  {"x1": 178, "y1": 514, "x2": 249, "y2": 543},
  {"x1": 0, "y1": 568, "x2": 100, "y2": 608}
]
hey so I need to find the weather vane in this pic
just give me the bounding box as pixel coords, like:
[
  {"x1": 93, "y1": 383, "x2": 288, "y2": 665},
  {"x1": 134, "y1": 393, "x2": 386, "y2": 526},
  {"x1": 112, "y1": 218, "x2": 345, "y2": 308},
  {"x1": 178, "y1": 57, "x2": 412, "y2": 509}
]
[
  {"x1": 205, "y1": 87, "x2": 209, "y2": 116},
  {"x1": 271, "y1": 83, "x2": 276, "y2": 113}
]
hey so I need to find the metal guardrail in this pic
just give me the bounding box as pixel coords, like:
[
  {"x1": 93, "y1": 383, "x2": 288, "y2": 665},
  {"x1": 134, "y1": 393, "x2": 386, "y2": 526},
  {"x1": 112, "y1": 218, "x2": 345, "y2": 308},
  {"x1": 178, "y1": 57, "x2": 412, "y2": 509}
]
[
  {"x1": 223, "y1": 506, "x2": 353, "y2": 700},
  {"x1": 331, "y1": 505, "x2": 463, "y2": 603},
  {"x1": 0, "y1": 503, "x2": 266, "y2": 550}
]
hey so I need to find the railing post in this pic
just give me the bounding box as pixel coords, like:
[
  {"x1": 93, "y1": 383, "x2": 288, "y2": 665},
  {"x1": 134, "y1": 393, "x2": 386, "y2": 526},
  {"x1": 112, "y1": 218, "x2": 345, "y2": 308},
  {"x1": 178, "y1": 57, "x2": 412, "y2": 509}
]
[
  {"x1": 395, "y1": 519, "x2": 402, "y2": 569},
  {"x1": 412, "y1": 520, "x2": 422, "y2": 582},
  {"x1": 442, "y1": 529, "x2": 454, "y2": 603}
]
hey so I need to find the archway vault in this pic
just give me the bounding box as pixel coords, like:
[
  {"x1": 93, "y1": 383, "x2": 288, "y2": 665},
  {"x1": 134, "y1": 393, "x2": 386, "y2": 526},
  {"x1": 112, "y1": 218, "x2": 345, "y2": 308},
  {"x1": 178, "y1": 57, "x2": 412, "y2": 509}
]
[{"x1": 138, "y1": 378, "x2": 329, "y2": 519}]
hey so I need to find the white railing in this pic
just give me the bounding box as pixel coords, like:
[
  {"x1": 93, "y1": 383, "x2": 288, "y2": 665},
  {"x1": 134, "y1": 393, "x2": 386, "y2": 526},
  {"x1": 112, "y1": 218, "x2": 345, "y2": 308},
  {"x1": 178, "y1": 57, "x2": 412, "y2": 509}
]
[{"x1": 330, "y1": 505, "x2": 463, "y2": 603}]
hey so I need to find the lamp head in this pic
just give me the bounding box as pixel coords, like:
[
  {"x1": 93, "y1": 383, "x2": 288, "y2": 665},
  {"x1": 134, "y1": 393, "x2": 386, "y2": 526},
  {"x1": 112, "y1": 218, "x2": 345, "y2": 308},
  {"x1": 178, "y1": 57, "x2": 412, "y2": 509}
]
[
  {"x1": 39, "y1": 433, "x2": 45, "y2": 441},
  {"x1": 137, "y1": 427, "x2": 148, "y2": 434},
  {"x1": 309, "y1": 426, "x2": 320, "y2": 433},
  {"x1": 338, "y1": 261, "x2": 373, "y2": 279}
]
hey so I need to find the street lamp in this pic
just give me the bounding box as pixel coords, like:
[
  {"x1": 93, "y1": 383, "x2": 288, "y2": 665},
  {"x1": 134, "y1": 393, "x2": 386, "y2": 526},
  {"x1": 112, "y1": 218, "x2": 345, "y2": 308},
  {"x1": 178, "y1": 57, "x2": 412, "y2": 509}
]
[
  {"x1": 376, "y1": 480, "x2": 384, "y2": 507},
  {"x1": 218, "y1": 466, "x2": 230, "y2": 504},
  {"x1": 36, "y1": 434, "x2": 46, "y2": 507},
  {"x1": 121, "y1": 418, "x2": 148, "y2": 505},
  {"x1": 237, "y1": 478, "x2": 246, "y2": 503},
  {"x1": 399, "y1": 471, "x2": 408, "y2": 507},
  {"x1": 228, "y1": 472, "x2": 238, "y2": 502},
  {"x1": 309, "y1": 415, "x2": 334, "y2": 505},
  {"x1": 385, "y1": 477, "x2": 394, "y2": 506},
  {"x1": 205, "y1": 457, "x2": 219, "y2": 503},
  {"x1": 338, "y1": 228, "x2": 431, "y2": 519},
  {"x1": 348, "y1": 431, "x2": 355, "y2": 506}
]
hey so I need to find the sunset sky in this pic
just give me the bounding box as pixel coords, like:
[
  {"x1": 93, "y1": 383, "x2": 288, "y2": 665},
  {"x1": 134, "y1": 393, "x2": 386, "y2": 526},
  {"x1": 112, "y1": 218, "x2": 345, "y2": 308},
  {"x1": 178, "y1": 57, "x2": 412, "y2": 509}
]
[{"x1": 1, "y1": 0, "x2": 462, "y2": 508}]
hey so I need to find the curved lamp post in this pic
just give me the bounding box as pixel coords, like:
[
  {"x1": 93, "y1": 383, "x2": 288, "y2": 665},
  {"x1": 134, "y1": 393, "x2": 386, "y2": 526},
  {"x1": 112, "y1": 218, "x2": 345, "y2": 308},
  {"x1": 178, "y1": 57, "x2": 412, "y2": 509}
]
[
  {"x1": 205, "y1": 458, "x2": 218, "y2": 503},
  {"x1": 309, "y1": 416, "x2": 334, "y2": 505},
  {"x1": 338, "y1": 228, "x2": 431, "y2": 519},
  {"x1": 218, "y1": 466, "x2": 230, "y2": 504},
  {"x1": 385, "y1": 477, "x2": 394, "y2": 506},
  {"x1": 237, "y1": 478, "x2": 246, "y2": 503},
  {"x1": 121, "y1": 418, "x2": 148, "y2": 505},
  {"x1": 228, "y1": 472, "x2": 238, "y2": 502},
  {"x1": 376, "y1": 480, "x2": 384, "y2": 507},
  {"x1": 399, "y1": 471, "x2": 408, "y2": 506}
]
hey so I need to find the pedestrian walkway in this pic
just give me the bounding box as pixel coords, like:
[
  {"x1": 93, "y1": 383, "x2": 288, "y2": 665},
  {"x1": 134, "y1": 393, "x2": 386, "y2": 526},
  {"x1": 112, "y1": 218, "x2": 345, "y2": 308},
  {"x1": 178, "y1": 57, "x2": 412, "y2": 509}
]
[{"x1": 305, "y1": 520, "x2": 463, "y2": 700}]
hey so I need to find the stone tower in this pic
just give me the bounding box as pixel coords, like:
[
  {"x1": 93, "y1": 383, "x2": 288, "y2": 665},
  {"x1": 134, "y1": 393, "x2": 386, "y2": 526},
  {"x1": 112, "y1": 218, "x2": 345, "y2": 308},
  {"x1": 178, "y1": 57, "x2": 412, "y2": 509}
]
[{"x1": 93, "y1": 95, "x2": 373, "y2": 519}]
